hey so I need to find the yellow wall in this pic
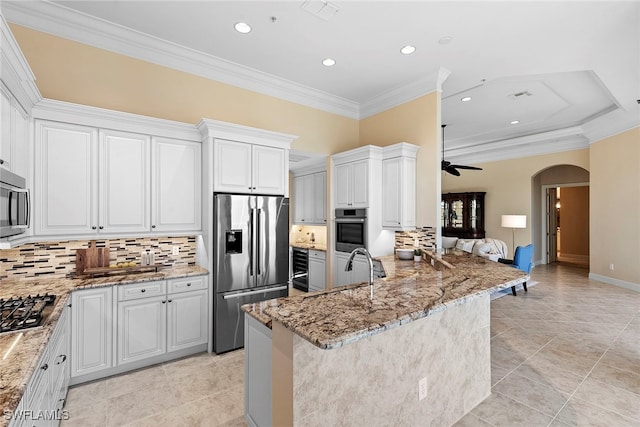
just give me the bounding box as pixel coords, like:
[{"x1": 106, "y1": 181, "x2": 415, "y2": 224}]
[
  {"x1": 590, "y1": 128, "x2": 640, "y2": 284},
  {"x1": 9, "y1": 24, "x2": 360, "y2": 156},
  {"x1": 442, "y1": 149, "x2": 590, "y2": 257},
  {"x1": 359, "y1": 93, "x2": 440, "y2": 227}
]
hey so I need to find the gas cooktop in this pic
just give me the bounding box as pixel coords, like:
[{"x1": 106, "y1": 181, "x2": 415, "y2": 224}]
[{"x1": 0, "y1": 294, "x2": 57, "y2": 333}]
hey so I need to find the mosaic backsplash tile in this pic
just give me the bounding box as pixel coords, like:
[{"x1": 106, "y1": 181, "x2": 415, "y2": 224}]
[
  {"x1": 0, "y1": 236, "x2": 197, "y2": 280},
  {"x1": 395, "y1": 227, "x2": 436, "y2": 252}
]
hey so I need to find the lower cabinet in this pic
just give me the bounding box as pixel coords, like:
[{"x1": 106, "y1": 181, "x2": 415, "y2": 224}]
[
  {"x1": 308, "y1": 250, "x2": 326, "y2": 292},
  {"x1": 244, "y1": 315, "x2": 272, "y2": 427},
  {"x1": 13, "y1": 305, "x2": 70, "y2": 427},
  {"x1": 334, "y1": 252, "x2": 370, "y2": 287}
]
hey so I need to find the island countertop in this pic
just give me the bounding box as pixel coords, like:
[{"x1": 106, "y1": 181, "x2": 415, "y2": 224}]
[
  {"x1": 0, "y1": 265, "x2": 208, "y2": 425},
  {"x1": 243, "y1": 252, "x2": 527, "y2": 349}
]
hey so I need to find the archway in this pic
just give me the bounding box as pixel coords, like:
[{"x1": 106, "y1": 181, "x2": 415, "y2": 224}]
[{"x1": 531, "y1": 165, "x2": 590, "y2": 266}]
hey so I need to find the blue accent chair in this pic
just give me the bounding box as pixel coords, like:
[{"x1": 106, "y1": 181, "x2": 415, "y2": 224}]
[{"x1": 509, "y1": 244, "x2": 534, "y2": 296}]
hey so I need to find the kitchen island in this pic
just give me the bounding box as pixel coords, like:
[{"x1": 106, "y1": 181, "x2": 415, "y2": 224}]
[{"x1": 243, "y1": 251, "x2": 528, "y2": 426}]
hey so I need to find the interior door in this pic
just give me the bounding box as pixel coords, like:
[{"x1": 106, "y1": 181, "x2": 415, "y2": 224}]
[{"x1": 546, "y1": 188, "x2": 558, "y2": 263}]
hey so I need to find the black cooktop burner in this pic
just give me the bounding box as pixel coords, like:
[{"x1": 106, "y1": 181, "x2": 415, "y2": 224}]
[{"x1": 0, "y1": 294, "x2": 57, "y2": 333}]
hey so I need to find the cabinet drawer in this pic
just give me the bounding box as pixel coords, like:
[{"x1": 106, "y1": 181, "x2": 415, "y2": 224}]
[
  {"x1": 118, "y1": 281, "x2": 166, "y2": 301},
  {"x1": 309, "y1": 250, "x2": 325, "y2": 260},
  {"x1": 168, "y1": 276, "x2": 207, "y2": 294}
]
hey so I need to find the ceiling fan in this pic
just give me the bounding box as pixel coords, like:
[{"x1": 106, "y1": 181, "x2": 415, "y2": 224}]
[{"x1": 441, "y1": 124, "x2": 483, "y2": 176}]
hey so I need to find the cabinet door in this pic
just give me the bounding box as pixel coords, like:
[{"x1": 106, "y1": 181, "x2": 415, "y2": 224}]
[
  {"x1": 312, "y1": 171, "x2": 327, "y2": 224},
  {"x1": 167, "y1": 289, "x2": 208, "y2": 352},
  {"x1": 1, "y1": 86, "x2": 11, "y2": 169},
  {"x1": 334, "y1": 163, "x2": 351, "y2": 208},
  {"x1": 292, "y1": 175, "x2": 304, "y2": 223},
  {"x1": 351, "y1": 160, "x2": 369, "y2": 208},
  {"x1": 382, "y1": 158, "x2": 401, "y2": 228},
  {"x1": 117, "y1": 295, "x2": 166, "y2": 365},
  {"x1": 36, "y1": 121, "x2": 98, "y2": 235},
  {"x1": 11, "y1": 101, "x2": 29, "y2": 180},
  {"x1": 152, "y1": 137, "x2": 201, "y2": 232},
  {"x1": 308, "y1": 253, "x2": 326, "y2": 292},
  {"x1": 100, "y1": 130, "x2": 150, "y2": 233},
  {"x1": 71, "y1": 287, "x2": 113, "y2": 377},
  {"x1": 334, "y1": 252, "x2": 351, "y2": 286},
  {"x1": 252, "y1": 145, "x2": 285, "y2": 195},
  {"x1": 352, "y1": 255, "x2": 371, "y2": 285},
  {"x1": 301, "y1": 174, "x2": 315, "y2": 222},
  {"x1": 214, "y1": 140, "x2": 252, "y2": 193}
]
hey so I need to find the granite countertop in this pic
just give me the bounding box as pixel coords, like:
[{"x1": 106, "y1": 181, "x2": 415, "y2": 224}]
[
  {"x1": 0, "y1": 265, "x2": 208, "y2": 422},
  {"x1": 289, "y1": 242, "x2": 327, "y2": 251},
  {"x1": 243, "y1": 252, "x2": 527, "y2": 349}
]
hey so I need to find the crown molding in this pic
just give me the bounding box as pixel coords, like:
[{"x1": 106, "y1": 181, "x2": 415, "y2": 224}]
[
  {"x1": 582, "y1": 108, "x2": 640, "y2": 144},
  {"x1": 2, "y1": 1, "x2": 361, "y2": 119},
  {"x1": 197, "y1": 118, "x2": 297, "y2": 149},
  {"x1": 32, "y1": 98, "x2": 202, "y2": 141}
]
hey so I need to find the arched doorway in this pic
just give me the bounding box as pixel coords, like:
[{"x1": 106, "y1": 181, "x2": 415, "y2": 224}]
[{"x1": 531, "y1": 165, "x2": 590, "y2": 267}]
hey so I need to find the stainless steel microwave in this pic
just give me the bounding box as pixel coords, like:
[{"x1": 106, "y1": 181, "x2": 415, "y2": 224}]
[
  {"x1": 335, "y1": 208, "x2": 367, "y2": 253},
  {"x1": 1, "y1": 168, "x2": 29, "y2": 238}
]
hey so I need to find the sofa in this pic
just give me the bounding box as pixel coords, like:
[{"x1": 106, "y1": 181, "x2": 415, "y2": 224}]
[{"x1": 441, "y1": 237, "x2": 508, "y2": 262}]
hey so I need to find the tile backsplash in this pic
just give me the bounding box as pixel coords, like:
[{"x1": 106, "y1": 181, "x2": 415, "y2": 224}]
[
  {"x1": 395, "y1": 227, "x2": 436, "y2": 252},
  {"x1": 0, "y1": 236, "x2": 197, "y2": 280}
]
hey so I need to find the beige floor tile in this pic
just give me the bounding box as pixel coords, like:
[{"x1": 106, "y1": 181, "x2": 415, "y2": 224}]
[
  {"x1": 598, "y1": 347, "x2": 640, "y2": 375},
  {"x1": 492, "y1": 373, "x2": 570, "y2": 417},
  {"x1": 453, "y1": 412, "x2": 495, "y2": 426},
  {"x1": 468, "y1": 392, "x2": 554, "y2": 427},
  {"x1": 490, "y1": 344, "x2": 527, "y2": 373},
  {"x1": 511, "y1": 360, "x2": 584, "y2": 395},
  {"x1": 61, "y1": 399, "x2": 107, "y2": 427},
  {"x1": 162, "y1": 351, "x2": 216, "y2": 379},
  {"x1": 63, "y1": 380, "x2": 108, "y2": 412},
  {"x1": 553, "y1": 396, "x2": 639, "y2": 427},
  {"x1": 105, "y1": 363, "x2": 169, "y2": 399},
  {"x1": 170, "y1": 366, "x2": 234, "y2": 404},
  {"x1": 588, "y1": 362, "x2": 640, "y2": 394},
  {"x1": 106, "y1": 383, "x2": 178, "y2": 427},
  {"x1": 572, "y1": 377, "x2": 640, "y2": 420}
]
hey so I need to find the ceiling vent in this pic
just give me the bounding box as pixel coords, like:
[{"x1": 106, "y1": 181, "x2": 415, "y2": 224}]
[
  {"x1": 301, "y1": 1, "x2": 340, "y2": 21},
  {"x1": 508, "y1": 90, "x2": 533, "y2": 100}
]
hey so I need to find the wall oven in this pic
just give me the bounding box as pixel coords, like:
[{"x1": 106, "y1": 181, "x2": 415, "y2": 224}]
[
  {"x1": 335, "y1": 208, "x2": 367, "y2": 253},
  {"x1": 1, "y1": 168, "x2": 29, "y2": 238}
]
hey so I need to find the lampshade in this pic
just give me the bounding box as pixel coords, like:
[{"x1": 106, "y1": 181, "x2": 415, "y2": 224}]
[{"x1": 501, "y1": 215, "x2": 526, "y2": 228}]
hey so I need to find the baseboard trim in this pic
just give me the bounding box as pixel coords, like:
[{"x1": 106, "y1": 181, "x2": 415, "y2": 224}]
[{"x1": 589, "y1": 273, "x2": 640, "y2": 293}]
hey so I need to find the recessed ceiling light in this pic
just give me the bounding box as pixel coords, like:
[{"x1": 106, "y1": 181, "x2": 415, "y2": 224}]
[
  {"x1": 400, "y1": 45, "x2": 416, "y2": 55},
  {"x1": 234, "y1": 22, "x2": 251, "y2": 34},
  {"x1": 438, "y1": 36, "x2": 453, "y2": 45},
  {"x1": 510, "y1": 120, "x2": 520, "y2": 125},
  {"x1": 322, "y1": 58, "x2": 336, "y2": 67},
  {"x1": 461, "y1": 96, "x2": 472, "y2": 102}
]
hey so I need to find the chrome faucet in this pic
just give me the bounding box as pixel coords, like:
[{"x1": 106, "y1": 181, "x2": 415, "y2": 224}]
[{"x1": 345, "y1": 247, "x2": 375, "y2": 301}]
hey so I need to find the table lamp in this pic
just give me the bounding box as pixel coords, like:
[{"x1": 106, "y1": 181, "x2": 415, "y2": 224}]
[{"x1": 501, "y1": 215, "x2": 527, "y2": 257}]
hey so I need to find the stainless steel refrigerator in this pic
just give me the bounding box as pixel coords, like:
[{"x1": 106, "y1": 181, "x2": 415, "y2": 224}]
[{"x1": 213, "y1": 194, "x2": 289, "y2": 353}]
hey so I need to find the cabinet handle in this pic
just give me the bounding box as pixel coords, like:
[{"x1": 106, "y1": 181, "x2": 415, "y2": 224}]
[
  {"x1": 59, "y1": 398, "x2": 66, "y2": 409},
  {"x1": 162, "y1": 300, "x2": 166, "y2": 304},
  {"x1": 186, "y1": 283, "x2": 191, "y2": 286},
  {"x1": 41, "y1": 363, "x2": 48, "y2": 371},
  {"x1": 141, "y1": 289, "x2": 146, "y2": 293},
  {"x1": 67, "y1": 303, "x2": 72, "y2": 308},
  {"x1": 92, "y1": 226, "x2": 97, "y2": 230},
  {"x1": 56, "y1": 354, "x2": 67, "y2": 365},
  {"x1": 152, "y1": 225, "x2": 156, "y2": 229},
  {"x1": 99, "y1": 226, "x2": 104, "y2": 230},
  {"x1": 168, "y1": 299, "x2": 172, "y2": 303},
  {"x1": 0, "y1": 159, "x2": 4, "y2": 164}
]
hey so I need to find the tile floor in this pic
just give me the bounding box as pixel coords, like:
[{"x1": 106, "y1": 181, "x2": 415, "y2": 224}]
[{"x1": 61, "y1": 263, "x2": 639, "y2": 426}]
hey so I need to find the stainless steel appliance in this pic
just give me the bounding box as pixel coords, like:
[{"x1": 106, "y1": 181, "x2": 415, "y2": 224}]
[
  {"x1": 335, "y1": 208, "x2": 367, "y2": 253},
  {"x1": 213, "y1": 194, "x2": 289, "y2": 353},
  {"x1": 1, "y1": 294, "x2": 57, "y2": 333},
  {"x1": 291, "y1": 247, "x2": 308, "y2": 291},
  {"x1": 0, "y1": 168, "x2": 29, "y2": 238}
]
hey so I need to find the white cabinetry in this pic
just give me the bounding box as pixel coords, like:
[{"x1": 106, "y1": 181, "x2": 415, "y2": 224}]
[
  {"x1": 213, "y1": 139, "x2": 286, "y2": 195},
  {"x1": 381, "y1": 143, "x2": 419, "y2": 230},
  {"x1": 152, "y1": 137, "x2": 201, "y2": 231},
  {"x1": 334, "y1": 160, "x2": 368, "y2": 208},
  {"x1": 15, "y1": 306, "x2": 70, "y2": 427},
  {"x1": 35, "y1": 120, "x2": 201, "y2": 236},
  {"x1": 292, "y1": 167, "x2": 326, "y2": 225},
  {"x1": 334, "y1": 251, "x2": 370, "y2": 287},
  {"x1": 71, "y1": 287, "x2": 113, "y2": 378},
  {"x1": 117, "y1": 276, "x2": 208, "y2": 366},
  {"x1": 245, "y1": 315, "x2": 273, "y2": 427},
  {"x1": 308, "y1": 249, "x2": 326, "y2": 292},
  {"x1": 0, "y1": 84, "x2": 29, "y2": 177}
]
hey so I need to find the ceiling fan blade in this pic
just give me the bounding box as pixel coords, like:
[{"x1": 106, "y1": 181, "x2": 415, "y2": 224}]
[
  {"x1": 441, "y1": 160, "x2": 452, "y2": 169},
  {"x1": 445, "y1": 165, "x2": 461, "y2": 176},
  {"x1": 450, "y1": 164, "x2": 483, "y2": 171}
]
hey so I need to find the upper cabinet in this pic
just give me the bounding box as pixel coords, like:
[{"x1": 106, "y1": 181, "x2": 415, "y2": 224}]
[
  {"x1": 335, "y1": 160, "x2": 368, "y2": 209},
  {"x1": 291, "y1": 160, "x2": 327, "y2": 225},
  {"x1": 33, "y1": 103, "x2": 202, "y2": 237},
  {"x1": 381, "y1": 143, "x2": 419, "y2": 230},
  {"x1": 213, "y1": 140, "x2": 285, "y2": 195},
  {"x1": 441, "y1": 192, "x2": 486, "y2": 239},
  {"x1": 198, "y1": 118, "x2": 297, "y2": 197}
]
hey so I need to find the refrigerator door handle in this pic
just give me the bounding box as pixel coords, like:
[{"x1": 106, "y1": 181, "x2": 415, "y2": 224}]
[
  {"x1": 222, "y1": 285, "x2": 288, "y2": 300},
  {"x1": 249, "y1": 208, "x2": 254, "y2": 276},
  {"x1": 257, "y1": 208, "x2": 262, "y2": 276}
]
